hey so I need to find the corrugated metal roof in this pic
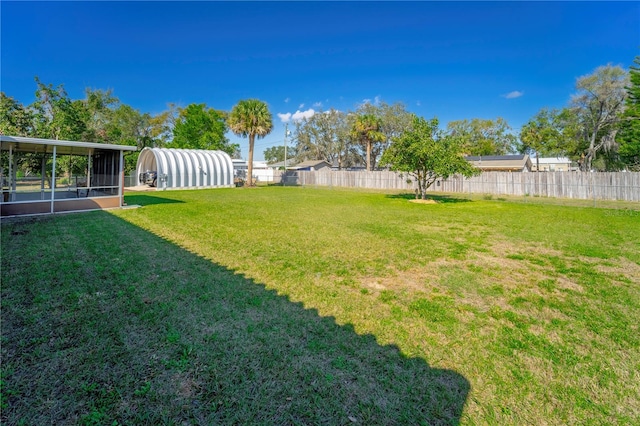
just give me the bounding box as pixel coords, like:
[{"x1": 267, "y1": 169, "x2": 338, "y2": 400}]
[{"x1": 136, "y1": 147, "x2": 234, "y2": 189}]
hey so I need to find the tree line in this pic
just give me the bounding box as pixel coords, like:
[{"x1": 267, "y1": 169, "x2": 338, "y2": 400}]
[
  {"x1": 520, "y1": 60, "x2": 638, "y2": 172},
  {"x1": 0, "y1": 78, "x2": 244, "y2": 173},
  {"x1": 282, "y1": 102, "x2": 518, "y2": 171},
  {"x1": 284, "y1": 61, "x2": 638, "y2": 173},
  {"x1": 2, "y1": 59, "x2": 638, "y2": 187}
]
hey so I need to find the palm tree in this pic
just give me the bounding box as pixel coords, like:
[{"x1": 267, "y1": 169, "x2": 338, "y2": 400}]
[
  {"x1": 227, "y1": 99, "x2": 273, "y2": 186},
  {"x1": 351, "y1": 114, "x2": 385, "y2": 171}
]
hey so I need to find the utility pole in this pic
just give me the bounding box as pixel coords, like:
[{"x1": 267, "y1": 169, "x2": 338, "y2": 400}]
[{"x1": 284, "y1": 123, "x2": 288, "y2": 170}]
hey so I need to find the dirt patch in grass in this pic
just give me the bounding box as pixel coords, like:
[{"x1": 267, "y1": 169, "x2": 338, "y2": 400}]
[
  {"x1": 355, "y1": 240, "x2": 591, "y2": 320},
  {"x1": 595, "y1": 258, "x2": 640, "y2": 283},
  {"x1": 360, "y1": 258, "x2": 452, "y2": 293},
  {"x1": 408, "y1": 198, "x2": 438, "y2": 204},
  {"x1": 174, "y1": 373, "x2": 199, "y2": 398}
]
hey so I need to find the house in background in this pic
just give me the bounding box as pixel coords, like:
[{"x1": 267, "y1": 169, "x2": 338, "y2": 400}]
[
  {"x1": 290, "y1": 160, "x2": 332, "y2": 171},
  {"x1": 465, "y1": 155, "x2": 532, "y2": 172},
  {"x1": 530, "y1": 157, "x2": 574, "y2": 172},
  {"x1": 267, "y1": 159, "x2": 295, "y2": 170},
  {"x1": 232, "y1": 159, "x2": 277, "y2": 182}
]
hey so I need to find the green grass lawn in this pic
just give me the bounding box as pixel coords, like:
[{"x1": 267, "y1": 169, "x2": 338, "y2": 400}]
[{"x1": 2, "y1": 187, "x2": 639, "y2": 425}]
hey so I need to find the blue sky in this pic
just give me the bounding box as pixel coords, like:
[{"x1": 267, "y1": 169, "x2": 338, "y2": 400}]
[{"x1": 1, "y1": 1, "x2": 638, "y2": 160}]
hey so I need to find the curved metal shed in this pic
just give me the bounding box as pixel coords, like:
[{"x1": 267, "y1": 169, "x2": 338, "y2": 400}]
[{"x1": 136, "y1": 148, "x2": 234, "y2": 189}]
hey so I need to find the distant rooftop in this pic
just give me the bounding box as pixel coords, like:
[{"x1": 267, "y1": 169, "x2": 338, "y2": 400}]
[
  {"x1": 465, "y1": 154, "x2": 532, "y2": 171},
  {"x1": 533, "y1": 157, "x2": 572, "y2": 164},
  {"x1": 464, "y1": 155, "x2": 526, "y2": 161}
]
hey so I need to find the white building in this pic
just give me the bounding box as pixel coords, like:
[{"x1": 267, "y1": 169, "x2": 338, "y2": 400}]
[
  {"x1": 136, "y1": 148, "x2": 234, "y2": 190},
  {"x1": 232, "y1": 159, "x2": 278, "y2": 183},
  {"x1": 531, "y1": 157, "x2": 574, "y2": 172}
]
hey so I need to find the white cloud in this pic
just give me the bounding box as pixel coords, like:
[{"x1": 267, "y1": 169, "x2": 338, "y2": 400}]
[
  {"x1": 278, "y1": 108, "x2": 316, "y2": 123},
  {"x1": 313, "y1": 101, "x2": 323, "y2": 108},
  {"x1": 416, "y1": 100, "x2": 421, "y2": 107},
  {"x1": 284, "y1": 97, "x2": 290, "y2": 103},
  {"x1": 292, "y1": 108, "x2": 315, "y2": 121},
  {"x1": 361, "y1": 96, "x2": 382, "y2": 106},
  {"x1": 299, "y1": 103, "x2": 305, "y2": 109},
  {"x1": 503, "y1": 90, "x2": 524, "y2": 99},
  {"x1": 277, "y1": 112, "x2": 292, "y2": 123}
]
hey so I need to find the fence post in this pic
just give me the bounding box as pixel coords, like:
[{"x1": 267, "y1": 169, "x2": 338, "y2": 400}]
[{"x1": 592, "y1": 172, "x2": 596, "y2": 207}]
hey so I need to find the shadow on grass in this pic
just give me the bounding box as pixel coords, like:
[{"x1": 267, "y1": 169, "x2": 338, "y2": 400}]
[
  {"x1": 1, "y1": 212, "x2": 469, "y2": 425},
  {"x1": 387, "y1": 192, "x2": 473, "y2": 204},
  {"x1": 124, "y1": 193, "x2": 185, "y2": 206}
]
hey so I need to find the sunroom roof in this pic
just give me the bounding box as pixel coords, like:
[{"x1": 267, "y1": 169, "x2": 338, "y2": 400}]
[{"x1": 0, "y1": 135, "x2": 138, "y2": 156}]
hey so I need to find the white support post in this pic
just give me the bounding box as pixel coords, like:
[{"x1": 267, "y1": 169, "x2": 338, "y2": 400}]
[
  {"x1": 8, "y1": 144, "x2": 13, "y2": 201},
  {"x1": 41, "y1": 156, "x2": 46, "y2": 200},
  {"x1": 119, "y1": 150, "x2": 124, "y2": 206},
  {"x1": 51, "y1": 146, "x2": 57, "y2": 213},
  {"x1": 87, "y1": 152, "x2": 92, "y2": 197}
]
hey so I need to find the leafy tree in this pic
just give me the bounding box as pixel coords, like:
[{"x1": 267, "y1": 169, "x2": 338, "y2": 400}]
[
  {"x1": 172, "y1": 103, "x2": 236, "y2": 155},
  {"x1": 447, "y1": 117, "x2": 517, "y2": 156},
  {"x1": 351, "y1": 101, "x2": 413, "y2": 170},
  {"x1": 380, "y1": 115, "x2": 479, "y2": 200},
  {"x1": 570, "y1": 64, "x2": 628, "y2": 171},
  {"x1": 518, "y1": 107, "x2": 583, "y2": 170},
  {"x1": 518, "y1": 64, "x2": 630, "y2": 171},
  {"x1": 108, "y1": 105, "x2": 144, "y2": 146},
  {"x1": 366, "y1": 101, "x2": 413, "y2": 143},
  {"x1": 227, "y1": 99, "x2": 273, "y2": 186},
  {"x1": 617, "y1": 56, "x2": 640, "y2": 170},
  {"x1": 351, "y1": 114, "x2": 385, "y2": 171},
  {"x1": 264, "y1": 145, "x2": 295, "y2": 164},
  {"x1": 519, "y1": 108, "x2": 565, "y2": 158},
  {"x1": 105, "y1": 105, "x2": 147, "y2": 171},
  {"x1": 81, "y1": 88, "x2": 120, "y2": 142},
  {"x1": 293, "y1": 109, "x2": 355, "y2": 169},
  {"x1": 32, "y1": 77, "x2": 87, "y2": 141},
  {"x1": 1, "y1": 79, "x2": 186, "y2": 176},
  {"x1": 18, "y1": 78, "x2": 90, "y2": 184},
  {"x1": 147, "y1": 107, "x2": 177, "y2": 148},
  {"x1": 0, "y1": 93, "x2": 34, "y2": 136}
]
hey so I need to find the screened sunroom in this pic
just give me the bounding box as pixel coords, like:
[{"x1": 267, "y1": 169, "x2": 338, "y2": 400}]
[
  {"x1": 135, "y1": 147, "x2": 234, "y2": 190},
  {"x1": 0, "y1": 135, "x2": 136, "y2": 217}
]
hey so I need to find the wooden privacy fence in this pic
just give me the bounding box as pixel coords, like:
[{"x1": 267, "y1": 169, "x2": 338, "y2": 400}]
[{"x1": 283, "y1": 171, "x2": 640, "y2": 202}]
